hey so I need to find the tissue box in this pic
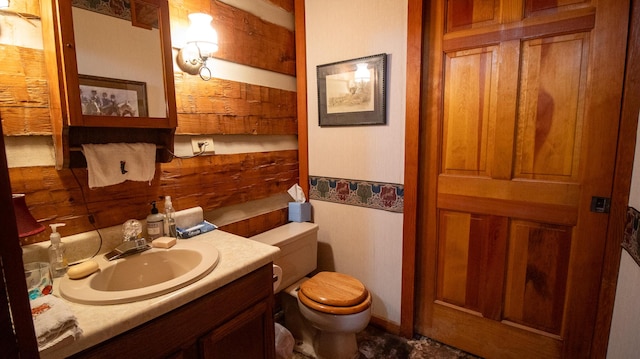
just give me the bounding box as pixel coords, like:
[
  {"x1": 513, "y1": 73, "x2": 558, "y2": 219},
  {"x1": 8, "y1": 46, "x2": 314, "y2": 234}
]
[{"x1": 288, "y1": 202, "x2": 311, "y2": 222}]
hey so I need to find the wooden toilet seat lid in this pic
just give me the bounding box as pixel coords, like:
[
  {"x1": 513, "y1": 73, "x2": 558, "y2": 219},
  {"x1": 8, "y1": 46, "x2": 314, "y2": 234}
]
[
  {"x1": 299, "y1": 288, "x2": 371, "y2": 315},
  {"x1": 299, "y1": 271, "x2": 369, "y2": 311}
]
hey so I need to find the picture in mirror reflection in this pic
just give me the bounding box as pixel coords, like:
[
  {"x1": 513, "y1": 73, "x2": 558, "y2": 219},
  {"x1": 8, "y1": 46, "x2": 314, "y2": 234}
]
[{"x1": 78, "y1": 74, "x2": 148, "y2": 117}]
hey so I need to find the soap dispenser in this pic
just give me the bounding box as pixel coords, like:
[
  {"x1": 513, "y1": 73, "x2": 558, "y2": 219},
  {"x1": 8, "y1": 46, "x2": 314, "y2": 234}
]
[
  {"x1": 147, "y1": 201, "x2": 164, "y2": 240},
  {"x1": 48, "y1": 223, "x2": 67, "y2": 278}
]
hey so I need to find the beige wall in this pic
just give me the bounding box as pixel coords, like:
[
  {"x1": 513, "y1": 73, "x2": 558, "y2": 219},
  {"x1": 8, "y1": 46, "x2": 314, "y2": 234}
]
[
  {"x1": 607, "y1": 113, "x2": 640, "y2": 358},
  {"x1": 305, "y1": 0, "x2": 408, "y2": 325}
]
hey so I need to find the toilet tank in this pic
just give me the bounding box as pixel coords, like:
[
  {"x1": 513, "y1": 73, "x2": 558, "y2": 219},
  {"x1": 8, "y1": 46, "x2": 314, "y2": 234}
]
[{"x1": 249, "y1": 222, "x2": 318, "y2": 292}]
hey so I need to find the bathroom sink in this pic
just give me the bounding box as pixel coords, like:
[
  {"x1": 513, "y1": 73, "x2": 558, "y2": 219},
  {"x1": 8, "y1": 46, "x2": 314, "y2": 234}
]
[{"x1": 59, "y1": 240, "x2": 219, "y2": 305}]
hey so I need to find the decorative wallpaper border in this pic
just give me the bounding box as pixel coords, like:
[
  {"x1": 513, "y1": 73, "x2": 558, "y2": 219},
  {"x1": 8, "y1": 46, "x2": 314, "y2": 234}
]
[
  {"x1": 623, "y1": 206, "x2": 640, "y2": 267},
  {"x1": 309, "y1": 176, "x2": 403, "y2": 213},
  {"x1": 73, "y1": 0, "x2": 132, "y2": 22}
]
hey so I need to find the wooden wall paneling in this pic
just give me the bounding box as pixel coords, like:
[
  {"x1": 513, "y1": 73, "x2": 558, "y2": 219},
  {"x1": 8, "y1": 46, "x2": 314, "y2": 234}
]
[
  {"x1": 2, "y1": 0, "x2": 299, "y2": 246},
  {"x1": 169, "y1": 0, "x2": 295, "y2": 76},
  {"x1": 10, "y1": 150, "x2": 299, "y2": 245},
  {"x1": 174, "y1": 76, "x2": 297, "y2": 135},
  {"x1": 0, "y1": 45, "x2": 51, "y2": 135}
]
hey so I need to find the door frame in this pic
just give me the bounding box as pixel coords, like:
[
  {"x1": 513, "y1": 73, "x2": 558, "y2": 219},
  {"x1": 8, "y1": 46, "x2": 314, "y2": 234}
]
[
  {"x1": 401, "y1": 2, "x2": 640, "y2": 357},
  {"x1": 590, "y1": 0, "x2": 640, "y2": 356}
]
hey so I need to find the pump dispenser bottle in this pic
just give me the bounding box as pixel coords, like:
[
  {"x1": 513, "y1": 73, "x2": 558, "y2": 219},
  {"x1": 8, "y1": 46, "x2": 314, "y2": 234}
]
[
  {"x1": 164, "y1": 196, "x2": 177, "y2": 239},
  {"x1": 147, "y1": 201, "x2": 164, "y2": 240},
  {"x1": 48, "y1": 223, "x2": 68, "y2": 278}
]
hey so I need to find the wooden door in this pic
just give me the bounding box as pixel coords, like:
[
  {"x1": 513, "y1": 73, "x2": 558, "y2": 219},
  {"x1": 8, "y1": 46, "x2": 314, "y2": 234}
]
[{"x1": 416, "y1": 1, "x2": 630, "y2": 358}]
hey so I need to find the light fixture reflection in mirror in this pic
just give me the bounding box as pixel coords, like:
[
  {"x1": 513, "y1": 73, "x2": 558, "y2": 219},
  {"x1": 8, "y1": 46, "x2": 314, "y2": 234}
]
[
  {"x1": 354, "y1": 63, "x2": 371, "y2": 86},
  {"x1": 177, "y1": 13, "x2": 218, "y2": 81},
  {"x1": 349, "y1": 62, "x2": 370, "y2": 94}
]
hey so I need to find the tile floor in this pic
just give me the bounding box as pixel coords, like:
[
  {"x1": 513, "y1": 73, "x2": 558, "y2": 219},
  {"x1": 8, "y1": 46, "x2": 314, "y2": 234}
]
[{"x1": 289, "y1": 325, "x2": 481, "y2": 359}]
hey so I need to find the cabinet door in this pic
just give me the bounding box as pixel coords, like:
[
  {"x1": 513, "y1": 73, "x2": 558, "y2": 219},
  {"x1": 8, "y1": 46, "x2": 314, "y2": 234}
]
[{"x1": 200, "y1": 301, "x2": 275, "y2": 359}]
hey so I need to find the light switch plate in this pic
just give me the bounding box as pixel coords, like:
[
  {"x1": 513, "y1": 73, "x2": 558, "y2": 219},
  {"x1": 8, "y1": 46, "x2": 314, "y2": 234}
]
[{"x1": 191, "y1": 136, "x2": 215, "y2": 154}]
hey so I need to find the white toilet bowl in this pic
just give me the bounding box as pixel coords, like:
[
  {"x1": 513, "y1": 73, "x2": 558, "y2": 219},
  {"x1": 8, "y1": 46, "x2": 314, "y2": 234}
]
[
  {"x1": 249, "y1": 223, "x2": 371, "y2": 359},
  {"x1": 288, "y1": 273, "x2": 371, "y2": 359}
]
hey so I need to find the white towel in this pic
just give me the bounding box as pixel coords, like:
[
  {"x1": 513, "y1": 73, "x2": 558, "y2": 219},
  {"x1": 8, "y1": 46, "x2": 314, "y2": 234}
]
[
  {"x1": 82, "y1": 143, "x2": 156, "y2": 189},
  {"x1": 30, "y1": 295, "x2": 82, "y2": 351}
]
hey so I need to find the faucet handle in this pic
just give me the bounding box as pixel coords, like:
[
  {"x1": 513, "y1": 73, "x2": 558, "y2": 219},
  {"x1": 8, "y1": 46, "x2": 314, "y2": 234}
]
[{"x1": 133, "y1": 238, "x2": 148, "y2": 248}]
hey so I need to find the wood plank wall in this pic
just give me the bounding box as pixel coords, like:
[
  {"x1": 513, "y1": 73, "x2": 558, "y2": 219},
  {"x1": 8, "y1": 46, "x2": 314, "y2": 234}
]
[{"x1": 1, "y1": 0, "x2": 298, "y2": 245}]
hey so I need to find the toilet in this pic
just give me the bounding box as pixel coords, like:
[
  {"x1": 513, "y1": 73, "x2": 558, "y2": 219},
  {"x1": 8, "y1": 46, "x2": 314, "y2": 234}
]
[{"x1": 250, "y1": 222, "x2": 371, "y2": 359}]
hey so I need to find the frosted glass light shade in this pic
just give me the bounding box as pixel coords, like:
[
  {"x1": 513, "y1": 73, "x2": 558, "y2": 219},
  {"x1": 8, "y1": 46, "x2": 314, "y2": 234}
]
[{"x1": 185, "y1": 13, "x2": 219, "y2": 58}]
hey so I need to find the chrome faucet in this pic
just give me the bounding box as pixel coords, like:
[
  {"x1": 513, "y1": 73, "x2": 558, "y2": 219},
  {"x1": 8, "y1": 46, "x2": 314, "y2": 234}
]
[
  {"x1": 104, "y1": 219, "x2": 150, "y2": 261},
  {"x1": 104, "y1": 238, "x2": 150, "y2": 261}
]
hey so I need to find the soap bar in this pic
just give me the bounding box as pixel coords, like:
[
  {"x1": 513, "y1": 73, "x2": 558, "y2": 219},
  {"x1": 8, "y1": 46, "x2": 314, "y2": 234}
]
[
  {"x1": 67, "y1": 260, "x2": 99, "y2": 279},
  {"x1": 152, "y1": 236, "x2": 177, "y2": 248}
]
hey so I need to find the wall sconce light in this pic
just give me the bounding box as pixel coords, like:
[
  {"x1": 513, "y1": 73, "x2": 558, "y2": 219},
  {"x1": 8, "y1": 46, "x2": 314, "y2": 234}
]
[
  {"x1": 12, "y1": 194, "x2": 45, "y2": 238},
  {"x1": 0, "y1": 0, "x2": 9, "y2": 9},
  {"x1": 177, "y1": 13, "x2": 218, "y2": 81}
]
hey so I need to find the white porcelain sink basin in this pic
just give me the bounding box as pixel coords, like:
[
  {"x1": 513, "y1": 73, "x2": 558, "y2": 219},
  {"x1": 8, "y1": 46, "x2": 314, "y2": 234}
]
[{"x1": 59, "y1": 240, "x2": 219, "y2": 305}]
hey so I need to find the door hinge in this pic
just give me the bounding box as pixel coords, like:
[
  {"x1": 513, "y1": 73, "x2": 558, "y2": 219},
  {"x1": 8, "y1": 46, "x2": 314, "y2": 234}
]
[{"x1": 590, "y1": 196, "x2": 611, "y2": 213}]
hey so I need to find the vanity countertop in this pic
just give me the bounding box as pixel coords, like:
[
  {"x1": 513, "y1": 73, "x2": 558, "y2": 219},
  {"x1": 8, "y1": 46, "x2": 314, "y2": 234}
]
[{"x1": 38, "y1": 230, "x2": 279, "y2": 359}]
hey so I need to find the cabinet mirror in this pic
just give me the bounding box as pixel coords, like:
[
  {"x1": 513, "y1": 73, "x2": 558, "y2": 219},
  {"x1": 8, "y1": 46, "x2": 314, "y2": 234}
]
[{"x1": 41, "y1": 0, "x2": 177, "y2": 168}]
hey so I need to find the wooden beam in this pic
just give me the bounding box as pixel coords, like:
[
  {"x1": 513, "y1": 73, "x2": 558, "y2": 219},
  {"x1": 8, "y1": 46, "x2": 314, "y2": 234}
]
[
  {"x1": 0, "y1": 45, "x2": 51, "y2": 135},
  {"x1": 401, "y1": 0, "x2": 423, "y2": 339},
  {"x1": 294, "y1": 0, "x2": 309, "y2": 196},
  {"x1": 592, "y1": 0, "x2": 640, "y2": 356},
  {"x1": 174, "y1": 75, "x2": 297, "y2": 135}
]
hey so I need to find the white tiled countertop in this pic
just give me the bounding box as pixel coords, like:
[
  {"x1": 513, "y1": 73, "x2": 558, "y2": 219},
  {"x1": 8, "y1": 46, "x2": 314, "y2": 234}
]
[{"x1": 36, "y1": 230, "x2": 279, "y2": 359}]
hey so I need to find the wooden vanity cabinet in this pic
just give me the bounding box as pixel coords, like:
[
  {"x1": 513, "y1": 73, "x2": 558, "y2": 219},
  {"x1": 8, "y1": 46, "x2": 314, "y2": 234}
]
[
  {"x1": 70, "y1": 264, "x2": 276, "y2": 359},
  {"x1": 40, "y1": 0, "x2": 178, "y2": 169}
]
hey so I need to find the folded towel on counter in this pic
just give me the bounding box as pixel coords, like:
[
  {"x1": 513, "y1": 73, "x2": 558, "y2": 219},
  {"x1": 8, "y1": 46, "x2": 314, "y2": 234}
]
[
  {"x1": 30, "y1": 295, "x2": 82, "y2": 351},
  {"x1": 82, "y1": 143, "x2": 156, "y2": 189}
]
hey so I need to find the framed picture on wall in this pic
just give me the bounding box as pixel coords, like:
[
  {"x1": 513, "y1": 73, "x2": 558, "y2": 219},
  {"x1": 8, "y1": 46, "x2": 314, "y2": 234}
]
[
  {"x1": 317, "y1": 53, "x2": 387, "y2": 126},
  {"x1": 78, "y1": 75, "x2": 148, "y2": 117}
]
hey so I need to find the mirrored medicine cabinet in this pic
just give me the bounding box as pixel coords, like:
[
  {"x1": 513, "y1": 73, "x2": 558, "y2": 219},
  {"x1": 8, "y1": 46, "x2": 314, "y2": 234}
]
[{"x1": 40, "y1": 0, "x2": 177, "y2": 169}]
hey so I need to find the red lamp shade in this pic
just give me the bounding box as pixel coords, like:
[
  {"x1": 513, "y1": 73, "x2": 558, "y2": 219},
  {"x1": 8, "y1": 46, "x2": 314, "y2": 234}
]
[{"x1": 12, "y1": 194, "x2": 45, "y2": 238}]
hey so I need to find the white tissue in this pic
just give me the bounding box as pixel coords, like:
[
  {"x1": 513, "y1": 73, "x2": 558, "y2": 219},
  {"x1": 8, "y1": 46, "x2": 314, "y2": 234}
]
[{"x1": 287, "y1": 184, "x2": 306, "y2": 203}]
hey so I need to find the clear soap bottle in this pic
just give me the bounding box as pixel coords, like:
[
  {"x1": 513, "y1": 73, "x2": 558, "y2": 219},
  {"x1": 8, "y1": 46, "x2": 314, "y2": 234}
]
[
  {"x1": 48, "y1": 223, "x2": 68, "y2": 278},
  {"x1": 164, "y1": 196, "x2": 177, "y2": 239}
]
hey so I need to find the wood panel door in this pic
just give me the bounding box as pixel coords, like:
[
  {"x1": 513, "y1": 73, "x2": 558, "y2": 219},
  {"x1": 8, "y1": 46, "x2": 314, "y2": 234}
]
[{"x1": 416, "y1": 1, "x2": 630, "y2": 358}]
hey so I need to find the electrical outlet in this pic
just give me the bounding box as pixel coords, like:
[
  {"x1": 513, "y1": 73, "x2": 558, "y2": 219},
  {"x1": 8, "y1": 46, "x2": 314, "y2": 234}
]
[{"x1": 191, "y1": 136, "x2": 215, "y2": 154}]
